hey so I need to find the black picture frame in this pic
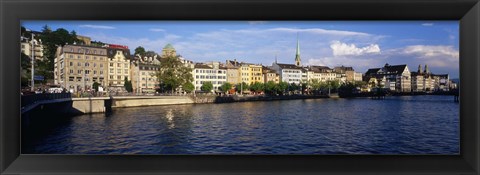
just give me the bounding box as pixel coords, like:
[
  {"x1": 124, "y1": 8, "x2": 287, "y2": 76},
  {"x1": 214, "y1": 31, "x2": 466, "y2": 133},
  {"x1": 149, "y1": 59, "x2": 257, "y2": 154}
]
[{"x1": 1, "y1": 0, "x2": 479, "y2": 174}]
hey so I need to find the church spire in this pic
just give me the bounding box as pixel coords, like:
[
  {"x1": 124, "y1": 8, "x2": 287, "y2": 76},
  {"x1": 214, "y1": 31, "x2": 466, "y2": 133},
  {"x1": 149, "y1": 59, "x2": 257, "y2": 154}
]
[
  {"x1": 295, "y1": 32, "x2": 301, "y2": 67},
  {"x1": 418, "y1": 64, "x2": 422, "y2": 73}
]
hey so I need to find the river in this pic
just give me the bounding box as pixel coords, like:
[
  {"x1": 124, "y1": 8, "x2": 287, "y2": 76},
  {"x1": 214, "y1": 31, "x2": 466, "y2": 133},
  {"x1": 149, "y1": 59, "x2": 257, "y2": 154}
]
[{"x1": 22, "y1": 95, "x2": 459, "y2": 154}]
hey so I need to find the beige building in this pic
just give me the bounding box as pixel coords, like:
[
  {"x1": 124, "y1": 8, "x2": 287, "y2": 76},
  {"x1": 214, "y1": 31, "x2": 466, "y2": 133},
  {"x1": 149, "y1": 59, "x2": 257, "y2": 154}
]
[
  {"x1": 225, "y1": 59, "x2": 241, "y2": 85},
  {"x1": 76, "y1": 35, "x2": 92, "y2": 45},
  {"x1": 262, "y1": 66, "x2": 279, "y2": 84},
  {"x1": 106, "y1": 47, "x2": 132, "y2": 92},
  {"x1": 20, "y1": 36, "x2": 44, "y2": 60},
  {"x1": 239, "y1": 63, "x2": 263, "y2": 85},
  {"x1": 161, "y1": 43, "x2": 177, "y2": 58},
  {"x1": 131, "y1": 53, "x2": 160, "y2": 93},
  {"x1": 54, "y1": 44, "x2": 108, "y2": 92}
]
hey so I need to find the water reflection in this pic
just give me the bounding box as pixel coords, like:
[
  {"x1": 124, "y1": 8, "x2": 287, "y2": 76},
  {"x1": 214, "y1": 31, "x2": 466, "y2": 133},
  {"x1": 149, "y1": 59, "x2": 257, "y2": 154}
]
[{"x1": 23, "y1": 95, "x2": 459, "y2": 154}]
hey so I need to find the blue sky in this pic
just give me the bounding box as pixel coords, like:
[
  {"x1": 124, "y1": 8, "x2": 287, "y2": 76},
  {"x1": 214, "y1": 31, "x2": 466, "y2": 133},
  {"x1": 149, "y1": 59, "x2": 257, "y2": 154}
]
[{"x1": 22, "y1": 21, "x2": 459, "y2": 78}]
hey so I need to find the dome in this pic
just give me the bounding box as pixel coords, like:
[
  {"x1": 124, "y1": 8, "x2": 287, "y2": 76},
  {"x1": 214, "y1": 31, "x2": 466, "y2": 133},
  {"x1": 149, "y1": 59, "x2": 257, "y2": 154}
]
[{"x1": 163, "y1": 43, "x2": 175, "y2": 50}]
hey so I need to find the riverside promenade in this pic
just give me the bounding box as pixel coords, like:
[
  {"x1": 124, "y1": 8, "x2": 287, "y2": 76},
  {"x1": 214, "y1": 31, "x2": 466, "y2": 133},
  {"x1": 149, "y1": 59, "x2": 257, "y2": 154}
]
[{"x1": 21, "y1": 93, "x2": 330, "y2": 115}]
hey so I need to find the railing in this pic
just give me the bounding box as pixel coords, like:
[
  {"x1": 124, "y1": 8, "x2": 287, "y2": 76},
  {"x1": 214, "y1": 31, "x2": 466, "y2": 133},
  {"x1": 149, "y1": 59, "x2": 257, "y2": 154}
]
[{"x1": 21, "y1": 93, "x2": 72, "y2": 108}]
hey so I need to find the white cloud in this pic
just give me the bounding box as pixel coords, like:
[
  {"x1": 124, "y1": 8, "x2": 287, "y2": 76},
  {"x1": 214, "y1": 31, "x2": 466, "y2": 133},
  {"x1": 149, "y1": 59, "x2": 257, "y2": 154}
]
[
  {"x1": 79, "y1": 25, "x2": 115, "y2": 29},
  {"x1": 422, "y1": 23, "x2": 434, "y2": 26},
  {"x1": 149, "y1": 28, "x2": 165, "y2": 32},
  {"x1": 330, "y1": 41, "x2": 381, "y2": 56},
  {"x1": 267, "y1": 28, "x2": 371, "y2": 36}
]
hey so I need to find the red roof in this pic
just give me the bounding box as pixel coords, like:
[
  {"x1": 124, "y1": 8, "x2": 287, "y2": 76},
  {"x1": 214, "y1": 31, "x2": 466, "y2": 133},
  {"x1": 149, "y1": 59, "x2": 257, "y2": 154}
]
[{"x1": 107, "y1": 44, "x2": 129, "y2": 49}]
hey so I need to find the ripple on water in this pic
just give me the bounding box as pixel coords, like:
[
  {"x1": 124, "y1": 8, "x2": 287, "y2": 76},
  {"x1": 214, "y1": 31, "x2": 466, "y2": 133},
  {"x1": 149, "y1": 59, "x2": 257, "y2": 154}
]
[{"x1": 23, "y1": 96, "x2": 459, "y2": 155}]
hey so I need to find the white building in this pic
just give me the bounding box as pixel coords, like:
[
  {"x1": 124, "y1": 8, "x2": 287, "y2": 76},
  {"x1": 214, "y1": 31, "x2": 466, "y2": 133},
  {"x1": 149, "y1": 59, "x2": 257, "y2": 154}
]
[
  {"x1": 192, "y1": 62, "x2": 227, "y2": 92},
  {"x1": 271, "y1": 63, "x2": 303, "y2": 84}
]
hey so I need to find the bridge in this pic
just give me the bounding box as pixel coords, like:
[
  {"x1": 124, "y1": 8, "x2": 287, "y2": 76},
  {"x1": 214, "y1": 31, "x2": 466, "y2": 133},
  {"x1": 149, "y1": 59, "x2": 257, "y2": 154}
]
[{"x1": 21, "y1": 93, "x2": 195, "y2": 115}]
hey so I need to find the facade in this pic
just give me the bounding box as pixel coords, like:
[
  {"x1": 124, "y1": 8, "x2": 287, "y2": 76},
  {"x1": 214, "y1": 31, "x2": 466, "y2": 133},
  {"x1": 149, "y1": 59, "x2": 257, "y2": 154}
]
[
  {"x1": 76, "y1": 35, "x2": 92, "y2": 45},
  {"x1": 225, "y1": 59, "x2": 241, "y2": 85},
  {"x1": 106, "y1": 47, "x2": 132, "y2": 92},
  {"x1": 365, "y1": 63, "x2": 411, "y2": 92},
  {"x1": 410, "y1": 64, "x2": 450, "y2": 92},
  {"x1": 305, "y1": 66, "x2": 336, "y2": 82},
  {"x1": 192, "y1": 62, "x2": 227, "y2": 92},
  {"x1": 271, "y1": 63, "x2": 303, "y2": 84},
  {"x1": 54, "y1": 44, "x2": 108, "y2": 92},
  {"x1": 161, "y1": 43, "x2": 177, "y2": 58},
  {"x1": 238, "y1": 63, "x2": 264, "y2": 85},
  {"x1": 131, "y1": 53, "x2": 160, "y2": 93},
  {"x1": 20, "y1": 36, "x2": 44, "y2": 60},
  {"x1": 334, "y1": 66, "x2": 362, "y2": 82},
  {"x1": 262, "y1": 66, "x2": 280, "y2": 84}
]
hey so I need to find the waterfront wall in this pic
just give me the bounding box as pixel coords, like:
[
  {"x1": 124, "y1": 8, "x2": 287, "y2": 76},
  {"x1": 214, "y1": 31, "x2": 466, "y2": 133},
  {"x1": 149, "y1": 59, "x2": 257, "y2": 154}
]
[
  {"x1": 112, "y1": 96, "x2": 194, "y2": 108},
  {"x1": 193, "y1": 94, "x2": 329, "y2": 104}
]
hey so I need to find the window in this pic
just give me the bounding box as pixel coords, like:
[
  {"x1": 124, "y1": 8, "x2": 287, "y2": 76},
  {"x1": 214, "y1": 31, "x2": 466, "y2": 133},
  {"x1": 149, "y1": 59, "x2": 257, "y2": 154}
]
[
  {"x1": 117, "y1": 63, "x2": 121, "y2": 67},
  {"x1": 69, "y1": 69, "x2": 73, "y2": 74},
  {"x1": 93, "y1": 70, "x2": 97, "y2": 75},
  {"x1": 110, "y1": 69, "x2": 114, "y2": 73},
  {"x1": 117, "y1": 76, "x2": 121, "y2": 80},
  {"x1": 110, "y1": 63, "x2": 113, "y2": 67},
  {"x1": 93, "y1": 63, "x2": 96, "y2": 67},
  {"x1": 85, "y1": 70, "x2": 90, "y2": 74},
  {"x1": 85, "y1": 63, "x2": 89, "y2": 67},
  {"x1": 100, "y1": 64, "x2": 103, "y2": 68},
  {"x1": 93, "y1": 50, "x2": 97, "y2": 54},
  {"x1": 78, "y1": 70, "x2": 82, "y2": 74},
  {"x1": 100, "y1": 71, "x2": 103, "y2": 75},
  {"x1": 69, "y1": 77, "x2": 74, "y2": 81},
  {"x1": 69, "y1": 62, "x2": 73, "y2": 66},
  {"x1": 124, "y1": 63, "x2": 128, "y2": 67},
  {"x1": 69, "y1": 55, "x2": 73, "y2": 59},
  {"x1": 110, "y1": 75, "x2": 113, "y2": 79},
  {"x1": 117, "y1": 70, "x2": 121, "y2": 74},
  {"x1": 77, "y1": 55, "x2": 81, "y2": 59},
  {"x1": 85, "y1": 56, "x2": 89, "y2": 60},
  {"x1": 124, "y1": 69, "x2": 128, "y2": 74}
]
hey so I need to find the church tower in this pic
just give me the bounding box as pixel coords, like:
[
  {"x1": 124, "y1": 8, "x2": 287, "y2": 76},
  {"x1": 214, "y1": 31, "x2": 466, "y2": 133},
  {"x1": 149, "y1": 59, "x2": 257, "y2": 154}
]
[
  {"x1": 418, "y1": 64, "x2": 422, "y2": 73},
  {"x1": 295, "y1": 33, "x2": 301, "y2": 67},
  {"x1": 424, "y1": 64, "x2": 429, "y2": 74}
]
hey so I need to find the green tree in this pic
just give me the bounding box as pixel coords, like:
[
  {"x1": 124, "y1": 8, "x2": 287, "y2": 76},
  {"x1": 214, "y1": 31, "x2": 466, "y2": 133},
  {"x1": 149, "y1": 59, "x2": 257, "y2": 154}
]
[
  {"x1": 235, "y1": 82, "x2": 249, "y2": 93},
  {"x1": 154, "y1": 55, "x2": 193, "y2": 93},
  {"x1": 134, "y1": 46, "x2": 146, "y2": 56},
  {"x1": 36, "y1": 25, "x2": 81, "y2": 81},
  {"x1": 201, "y1": 81, "x2": 214, "y2": 93},
  {"x1": 249, "y1": 82, "x2": 264, "y2": 93},
  {"x1": 277, "y1": 82, "x2": 289, "y2": 95},
  {"x1": 124, "y1": 77, "x2": 133, "y2": 92},
  {"x1": 264, "y1": 81, "x2": 277, "y2": 95},
  {"x1": 92, "y1": 82, "x2": 100, "y2": 91},
  {"x1": 183, "y1": 82, "x2": 195, "y2": 93},
  {"x1": 21, "y1": 53, "x2": 32, "y2": 87},
  {"x1": 219, "y1": 82, "x2": 233, "y2": 93},
  {"x1": 288, "y1": 83, "x2": 299, "y2": 94}
]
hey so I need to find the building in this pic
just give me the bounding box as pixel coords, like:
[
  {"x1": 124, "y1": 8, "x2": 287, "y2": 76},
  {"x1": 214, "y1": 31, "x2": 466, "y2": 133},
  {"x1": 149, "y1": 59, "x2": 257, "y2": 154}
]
[
  {"x1": 161, "y1": 43, "x2": 177, "y2": 58},
  {"x1": 271, "y1": 63, "x2": 303, "y2": 84},
  {"x1": 54, "y1": 44, "x2": 108, "y2": 92},
  {"x1": 76, "y1": 35, "x2": 91, "y2": 45},
  {"x1": 304, "y1": 66, "x2": 337, "y2": 82},
  {"x1": 131, "y1": 52, "x2": 160, "y2": 93},
  {"x1": 20, "y1": 36, "x2": 44, "y2": 60},
  {"x1": 192, "y1": 62, "x2": 227, "y2": 92},
  {"x1": 262, "y1": 66, "x2": 280, "y2": 84},
  {"x1": 225, "y1": 59, "x2": 241, "y2": 85},
  {"x1": 365, "y1": 63, "x2": 411, "y2": 92},
  {"x1": 238, "y1": 62, "x2": 264, "y2": 85},
  {"x1": 106, "y1": 47, "x2": 132, "y2": 92},
  {"x1": 411, "y1": 64, "x2": 450, "y2": 92},
  {"x1": 334, "y1": 66, "x2": 362, "y2": 82}
]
